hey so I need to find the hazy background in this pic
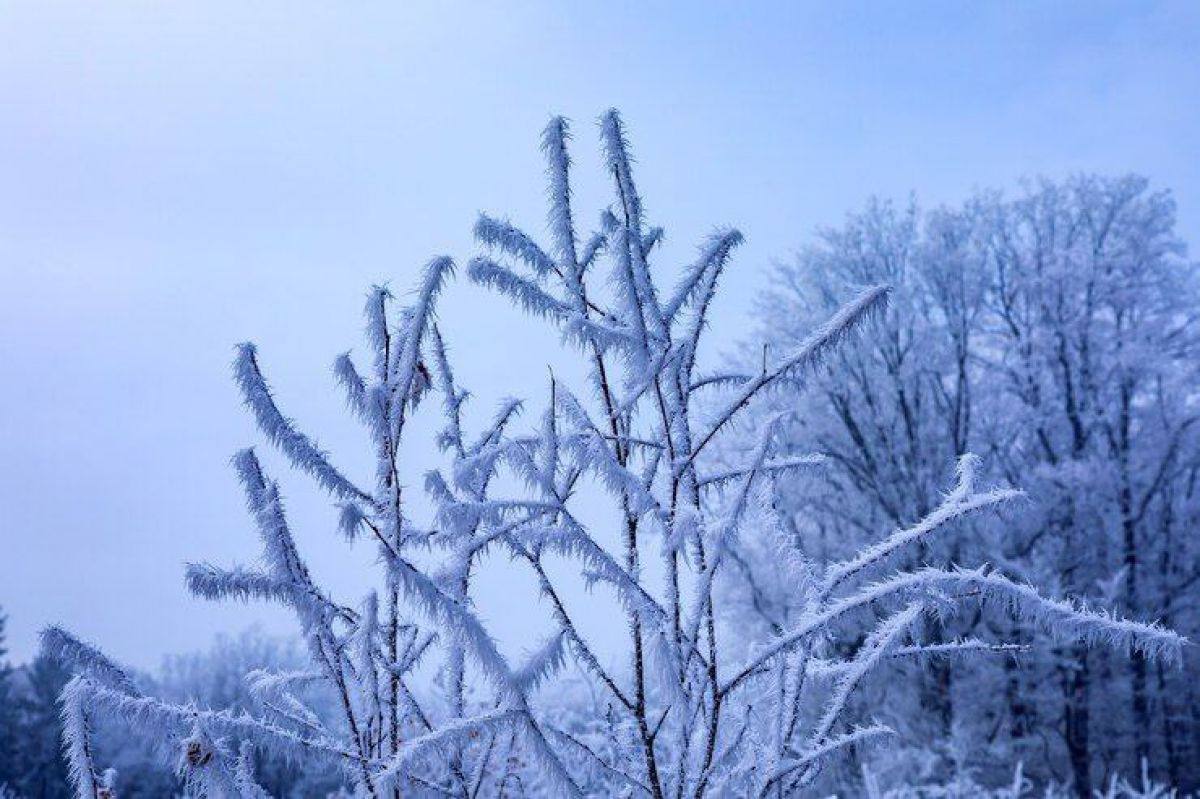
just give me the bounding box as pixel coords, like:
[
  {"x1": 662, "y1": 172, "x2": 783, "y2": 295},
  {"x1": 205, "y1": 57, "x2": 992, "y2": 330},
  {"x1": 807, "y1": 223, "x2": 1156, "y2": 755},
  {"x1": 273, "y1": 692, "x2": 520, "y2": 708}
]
[{"x1": 2, "y1": 1, "x2": 1198, "y2": 669}]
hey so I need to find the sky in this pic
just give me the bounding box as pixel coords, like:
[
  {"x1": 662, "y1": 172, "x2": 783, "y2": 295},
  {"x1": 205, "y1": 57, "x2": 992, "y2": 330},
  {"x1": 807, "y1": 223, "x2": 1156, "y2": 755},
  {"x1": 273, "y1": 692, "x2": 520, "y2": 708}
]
[{"x1": 1, "y1": 1, "x2": 1198, "y2": 670}]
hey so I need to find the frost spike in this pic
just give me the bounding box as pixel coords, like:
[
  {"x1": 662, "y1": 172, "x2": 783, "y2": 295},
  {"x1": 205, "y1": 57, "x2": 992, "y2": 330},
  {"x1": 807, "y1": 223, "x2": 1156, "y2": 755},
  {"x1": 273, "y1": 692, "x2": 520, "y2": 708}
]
[{"x1": 233, "y1": 343, "x2": 371, "y2": 504}]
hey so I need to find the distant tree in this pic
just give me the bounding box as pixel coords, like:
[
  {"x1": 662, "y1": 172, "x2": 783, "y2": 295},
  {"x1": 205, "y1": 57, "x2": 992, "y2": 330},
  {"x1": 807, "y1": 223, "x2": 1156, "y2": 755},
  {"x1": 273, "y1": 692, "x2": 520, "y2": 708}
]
[
  {"x1": 157, "y1": 628, "x2": 305, "y2": 712},
  {"x1": 40, "y1": 115, "x2": 1185, "y2": 798},
  {"x1": 0, "y1": 607, "x2": 22, "y2": 791},
  {"x1": 17, "y1": 652, "x2": 72, "y2": 799},
  {"x1": 154, "y1": 629, "x2": 342, "y2": 797}
]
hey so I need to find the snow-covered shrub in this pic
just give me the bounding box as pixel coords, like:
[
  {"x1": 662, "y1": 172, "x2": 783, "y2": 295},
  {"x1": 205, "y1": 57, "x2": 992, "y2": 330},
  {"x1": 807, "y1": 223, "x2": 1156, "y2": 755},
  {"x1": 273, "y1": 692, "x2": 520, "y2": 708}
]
[{"x1": 43, "y1": 112, "x2": 1185, "y2": 797}]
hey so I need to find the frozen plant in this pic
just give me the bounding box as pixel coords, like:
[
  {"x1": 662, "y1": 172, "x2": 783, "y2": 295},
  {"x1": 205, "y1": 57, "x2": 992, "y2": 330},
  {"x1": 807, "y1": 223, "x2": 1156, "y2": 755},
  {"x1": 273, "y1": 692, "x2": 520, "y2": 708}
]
[{"x1": 44, "y1": 112, "x2": 1186, "y2": 798}]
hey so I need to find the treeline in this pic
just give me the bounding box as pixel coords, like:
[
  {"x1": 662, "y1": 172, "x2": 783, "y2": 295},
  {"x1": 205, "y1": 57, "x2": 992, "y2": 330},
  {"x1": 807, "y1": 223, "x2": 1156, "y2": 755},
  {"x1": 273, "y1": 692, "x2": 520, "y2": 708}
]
[{"x1": 733, "y1": 174, "x2": 1199, "y2": 794}]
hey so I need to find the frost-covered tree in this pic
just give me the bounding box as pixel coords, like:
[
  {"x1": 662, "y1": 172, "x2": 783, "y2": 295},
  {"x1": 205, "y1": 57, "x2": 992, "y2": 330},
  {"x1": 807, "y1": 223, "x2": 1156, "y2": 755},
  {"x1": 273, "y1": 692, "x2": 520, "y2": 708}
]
[
  {"x1": 20, "y1": 648, "x2": 74, "y2": 798},
  {"x1": 721, "y1": 199, "x2": 987, "y2": 786},
  {"x1": 43, "y1": 115, "x2": 1186, "y2": 798},
  {"x1": 741, "y1": 179, "x2": 1200, "y2": 794},
  {"x1": 0, "y1": 607, "x2": 21, "y2": 792},
  {"x1": 982, "y1": 177, "x2": 1200, "y2": 792}
]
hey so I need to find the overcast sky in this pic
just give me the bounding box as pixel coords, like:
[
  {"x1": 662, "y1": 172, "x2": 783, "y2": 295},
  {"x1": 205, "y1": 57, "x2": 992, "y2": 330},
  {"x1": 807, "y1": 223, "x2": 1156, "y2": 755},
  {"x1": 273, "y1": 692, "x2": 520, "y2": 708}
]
[{"x1": 2, "y1": 1, "x2": 1198, "y2": 669}]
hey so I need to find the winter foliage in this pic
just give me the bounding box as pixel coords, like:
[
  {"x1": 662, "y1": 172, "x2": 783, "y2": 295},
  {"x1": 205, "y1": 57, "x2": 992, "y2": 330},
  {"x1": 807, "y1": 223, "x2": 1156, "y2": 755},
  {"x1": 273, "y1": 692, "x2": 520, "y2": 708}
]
[
  {"x1": 40, "y1": 114, "x2": 1188, "y2": 797},
  {"x1": 740, "y1": 182, "x2": 1200, "y2": 794}
]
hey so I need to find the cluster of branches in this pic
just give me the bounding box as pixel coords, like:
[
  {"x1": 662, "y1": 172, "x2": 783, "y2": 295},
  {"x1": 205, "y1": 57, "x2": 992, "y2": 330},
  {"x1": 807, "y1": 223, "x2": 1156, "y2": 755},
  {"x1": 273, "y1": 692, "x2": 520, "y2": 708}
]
[{"x1": 43, "y1": 113, "x2": 1186, "y2": 798}]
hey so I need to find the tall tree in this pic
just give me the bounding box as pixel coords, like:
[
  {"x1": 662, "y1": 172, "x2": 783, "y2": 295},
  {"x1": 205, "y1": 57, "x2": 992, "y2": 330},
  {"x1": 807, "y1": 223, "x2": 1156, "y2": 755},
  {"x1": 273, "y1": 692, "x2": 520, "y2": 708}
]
[{"x1": 743, "y1": 176, "x2": 1200, "y2": 794}]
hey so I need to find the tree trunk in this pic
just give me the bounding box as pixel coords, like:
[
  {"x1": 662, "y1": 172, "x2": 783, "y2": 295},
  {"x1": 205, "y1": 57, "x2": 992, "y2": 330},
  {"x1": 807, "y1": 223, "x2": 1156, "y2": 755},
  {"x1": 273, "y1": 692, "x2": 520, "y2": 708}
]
[{"x1": 1062, "y1": 646, "x2": 1092, "y2": 798}]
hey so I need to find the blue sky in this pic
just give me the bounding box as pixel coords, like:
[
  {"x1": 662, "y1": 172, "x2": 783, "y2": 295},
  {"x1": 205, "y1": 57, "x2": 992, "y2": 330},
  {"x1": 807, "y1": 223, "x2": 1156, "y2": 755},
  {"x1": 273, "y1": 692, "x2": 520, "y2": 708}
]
[{"x1": 2, "y1": 1, "x2": 1197, "y2": 668}]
